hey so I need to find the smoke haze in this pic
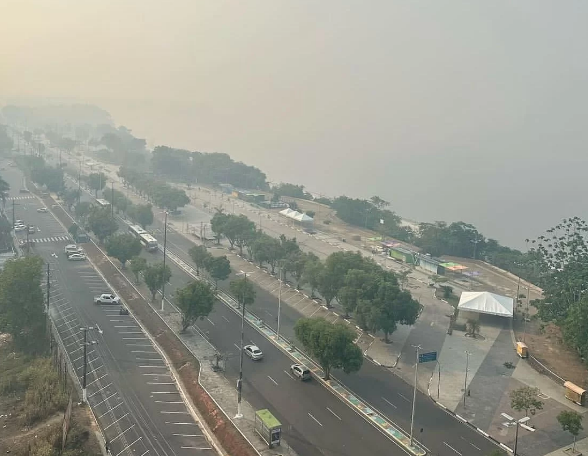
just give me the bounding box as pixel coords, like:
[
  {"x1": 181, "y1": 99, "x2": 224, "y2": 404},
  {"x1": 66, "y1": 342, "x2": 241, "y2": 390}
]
[{"x1": 3, "y1": 1, "x2": 588, "y2": 248}]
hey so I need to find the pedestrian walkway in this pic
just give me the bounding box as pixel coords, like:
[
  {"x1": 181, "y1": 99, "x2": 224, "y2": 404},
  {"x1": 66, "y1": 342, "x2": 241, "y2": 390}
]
[
  {"x1": 25, "y1": 235, "x2": 72, "y2": 243},
  {"x1": 8, "y1": 195, "x2": 35, "y2": 200}
]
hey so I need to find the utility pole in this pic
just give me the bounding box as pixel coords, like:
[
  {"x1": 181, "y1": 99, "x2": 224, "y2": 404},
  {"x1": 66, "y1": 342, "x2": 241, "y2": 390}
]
[
  {"x1": 46, "y1": 263, "x2": 50, "y2": 313},
  {"x1": 79, "y1": 326, "x2": 100, "y2": 403},
  {"x1": 46, "y1": 263, "x2": 52, "y2": 351},
  {"x1": 235, "y1": 271, "x2": 252, "y2": 419},
  {"x1": 409, "y1": 344, "x2": 421, "y2": 446},
  {"x1": 111, "y1": 182, "x2": 114, "y2": 219},
  {"x1": 161, "y1": 211, "x2": 168, "y2": 312},
  {"x1": 464, "y1": 351, "x2": 471, "y2": 407},
  {"x1": 12, "y1": 200, "x2": 15, "y2": 228},
  {"x1": 277, "y1": 264, "x2": 282, "y2": 341}
]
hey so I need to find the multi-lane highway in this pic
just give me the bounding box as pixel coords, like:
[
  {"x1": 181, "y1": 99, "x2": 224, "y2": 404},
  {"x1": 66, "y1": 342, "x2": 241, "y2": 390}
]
[
  {"x1": 2, "y1": 161, "x2": 216, "y2": 456},
  {"x1": 37, "y1": 145, "x2": 501, "y2": 456}
]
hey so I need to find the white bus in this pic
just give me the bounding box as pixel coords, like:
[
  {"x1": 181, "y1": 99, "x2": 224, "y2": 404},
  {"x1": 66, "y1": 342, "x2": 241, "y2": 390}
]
[
  {"x1": 128, "y1": 224, "x2": 147, "y2": 238},
  {"x1": 95, "y1": 198, "x2": 111, "y2": 209},
  {"x1": 139, "y1": 233, "x2": 159, "y2": 252}
]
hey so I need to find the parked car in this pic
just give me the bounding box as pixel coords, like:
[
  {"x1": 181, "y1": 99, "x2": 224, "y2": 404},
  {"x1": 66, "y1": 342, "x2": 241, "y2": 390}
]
[
  {"x1": 19, "y1": 188, "x2": 30, "y2": 193},
  {"x1": 14, "y1": 225, "x2": 26, "y2": 232},
  {"x1": 67, "y1": 253, "x2": 86, "y2": 261},
  {"x1": 290, "y1": 364, "x2": 312, "y2": 381},
  {"x1": 37, "y1": 207, "x2": 48, "y2": 213},
  {"x1": 28, "y1": 226, "x2": 36, "y2": 234},
  {"x1": 244, "y1": 344, "x2": 263, "y2": 360}
]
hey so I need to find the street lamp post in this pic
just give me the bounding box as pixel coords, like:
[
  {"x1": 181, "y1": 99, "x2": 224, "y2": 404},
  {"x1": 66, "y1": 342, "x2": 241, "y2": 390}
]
[
  {"x1": 161, "y1": 211, "x2": 168, "y2": 312},
  {"x1": 463, "y1": 351, "x2": 471, "y2": 407},
  {"x1": 409, "y1": 344, "x2": 421, "y2": 446},
  {"x1": 276, "y1": 264, "x2": 282, "y2": 341},
  {"x1": 501, "y1": 413, "x2": 535, "y2": 455},
  {"x1": 234, "y1": 270, "x2": 254, "y2": 419},
  {"x1": 79, "y1": 326, "x2": 100, "y2": 403}
]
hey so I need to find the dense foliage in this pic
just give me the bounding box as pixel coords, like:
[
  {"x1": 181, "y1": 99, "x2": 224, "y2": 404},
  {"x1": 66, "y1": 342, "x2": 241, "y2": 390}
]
[
  {"x1": 118, "y1": 166, "x2": 190, "y2": 211},
  {"x1": 151, "y1": 146, "x2": 268, "y2": 190}
]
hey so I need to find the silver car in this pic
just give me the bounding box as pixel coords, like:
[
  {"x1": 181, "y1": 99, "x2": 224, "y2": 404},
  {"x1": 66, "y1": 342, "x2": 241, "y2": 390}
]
[
  {"x1": 291, "y1": 364, "x2": 312, "y2": 381},
  {"x1": 244, "y1": 344, "x2": 263, "y2": 361}
]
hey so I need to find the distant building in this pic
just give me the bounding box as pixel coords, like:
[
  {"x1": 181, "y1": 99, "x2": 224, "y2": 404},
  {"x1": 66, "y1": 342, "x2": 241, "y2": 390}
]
[{"x1": 388, "y1": 246, "x2": 416, "y2": 264}]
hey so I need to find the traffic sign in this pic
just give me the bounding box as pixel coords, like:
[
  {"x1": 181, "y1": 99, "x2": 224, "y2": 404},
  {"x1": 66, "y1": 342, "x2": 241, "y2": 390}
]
[{"x1": 418, "y1": 351, "x2": 437, "y2": 363}]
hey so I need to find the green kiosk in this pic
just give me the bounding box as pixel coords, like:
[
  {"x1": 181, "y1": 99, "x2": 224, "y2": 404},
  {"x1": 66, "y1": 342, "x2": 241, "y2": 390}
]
[{"x1": 254, "y1": 409, "x2": 281, "y2": 448}]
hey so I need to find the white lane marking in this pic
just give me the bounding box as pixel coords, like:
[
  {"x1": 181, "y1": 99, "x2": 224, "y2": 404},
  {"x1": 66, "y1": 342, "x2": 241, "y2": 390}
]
[
  {"x1": 93, "y1": 391, "x2": 117, "y2": 407},
  {"x1": 151, "y1": 391, "x2": 180, "y2": 394},
  {"x1": 147, "y1": 382, "x2": 175, "y2": 385},
  {"x1": 382, "y1": 397, "x2": 397, "y2": 408},
  {"x1": 181, "y1": 447, "x2": 212, "y2": 450},
  {"x1": 206, "y1": 318, "x2": 215, "y2": 325},
  {"x1": 103, "y1": 412, "x2": 129, "y2": 431},
  {"x1": 98, "y1": 401, "x2": 124, "y2": 419},
  {"x1": 155, "y1": 401, "x2": 184, "y2": 404},
  {"x1": 132, "y1": 350, "x2": 158, "y2": 354},
  {"x1": 443, "y1": 442, "x2": 462, "y2": 455},
  {"x1": 88, "y1": 382, "x2": 112, "y2": 398},
  {"x1": 234, "y1": 343, "x2": 241, "y2": 351},
  {"x1": 267, "y1": 375, "x2": 278, "y2": 386},
  {"x1": 115, "y1": 436, "x2": 142, "y2": 456},
  {"x1": 173, "y1": 434, "x2": 203, "y2": 437},
  {"x1": 165, "y1": 422, "x2": 198, "y2": 425},
  {"x1": 308, "y1": 412, "x2": 323, "y2": 427},
  {"x1": 460, "y1": 437, "x2": 481, "y2": 451},
  {"x1": 139, "y1": 365, "x2": 167, "y2": 368},
  {"x1": 398, "y1": 393, "x2": 410, "y2": 402},
  {"x1": 222, "y1": 316, "x2": 230, "y2": 323},
  {"x1": 284, "y1": 370, "x2": 295, "y2": 380},
  {"x1": 111, "y1": 424, "x2": 135, "y2": 443},
  {"x1": 87, "y1": 373, "x2": 108, "y2": 386},
  {"x1": 161, "y1": 411, "x2": 190, "y2": 414},
  {"x1": 326, "y1": 407, "x2": 342, "y2": 421}
]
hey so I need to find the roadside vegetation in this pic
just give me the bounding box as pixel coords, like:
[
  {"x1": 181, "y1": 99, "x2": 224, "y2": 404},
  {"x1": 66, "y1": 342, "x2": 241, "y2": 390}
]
[{"x1": 0, "y1": 256, "x2": 99, "y2": 455}]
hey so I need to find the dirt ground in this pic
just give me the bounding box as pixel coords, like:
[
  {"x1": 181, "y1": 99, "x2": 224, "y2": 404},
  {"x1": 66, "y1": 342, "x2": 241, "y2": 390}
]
[{"x1": 0, "y1": 382, "x2": 101, "y2": 455}]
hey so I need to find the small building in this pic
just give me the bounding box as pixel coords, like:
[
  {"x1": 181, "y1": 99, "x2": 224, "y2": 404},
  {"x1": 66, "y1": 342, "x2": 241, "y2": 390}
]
[
  {"x1": 416, "y1": 254, "x2": 443, "y2": 275},
  {"x1": 254, "y1": 409, "x2": 281, "y2": 448},
  {"x1": 457, "y1": 291, "x2": 514, "y2": 319},
  {"x1": 564, "y1": 381, "x2": 586, "y2": 406},
  {"x1": 389, "y1": 246, "x2": 416, "y2": 264}
]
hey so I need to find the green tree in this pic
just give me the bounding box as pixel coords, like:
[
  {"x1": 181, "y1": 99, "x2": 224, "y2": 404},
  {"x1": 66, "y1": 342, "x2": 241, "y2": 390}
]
[
  {"x1": 510, "y1": 386, "x2": 544, "y2": 417},
  {"x1": 283, "y1": 251, "x2": 308, "y2": 289},
  {"x1": 370, "y1": 282, "x2": 420, "y2": 342},
  {"x1": 301, "y1": 255, "x2": 323, "y2": 297},
  {"x1": 62, "y1": 188, "x2": 80, "y2": 210},
  {"x1": 210, "y1": 212, "x2": 228, "y2": 245},
  {"x1": 205, "y1": 255, "x2": 231, "y2": 289},
  {"x1": 87, "y1": 208, "x2": 118, "y2": 243},
  {"x1": 466, "y1": 319, "x2": 481, "y2": 338},
  {"x1": 224, "y1": 214, "x2": 256, "y2": 254},
  {"x1": 68, "y1": 223, "x2": 79, "y2": 238},
  {"x1": 87, "y1": 172, "x2": 107, "y2": 197},
  {"x1": 557, "y1": 410, "x2": 583, "y2": 453},
  {"x1": 175, "y1": 281, "x2": 216, "y2": 332},
  {"x1": 132, "y1": 204, "x2": 154, "y2": 229},
  {"x1": 563, "y1": 298, "x2": 588, "y2": 361},
  {"x1": 0, "y1": 256, "x2": 46, "y2": 354},
  {"x1": 129, "y1": 256, "x2": 147, "y2": 283},
  {"x1": 143, "y1": 262, "x2": 172, "y2": 301},
  {"x1": 189, "y1": 245, "x2": 212, "y2": 275},
  {"x1": 75, "y1": 201, "x2": 92, "y2": 220},
  {"x1": 294, "y1": 317, "x2": 363, "y2": 380},
  {"x1": 105, "y1": 233, "x2": 142, "y2": 268},
  {"x1": 229, "y1": 277, "x2": 256, "y2": 309}
]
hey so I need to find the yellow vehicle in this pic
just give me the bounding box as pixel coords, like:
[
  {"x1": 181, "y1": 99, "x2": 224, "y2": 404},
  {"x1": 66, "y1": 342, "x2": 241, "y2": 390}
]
[{"x1": 516, "y1": 342, "x2": 528, "y2": 359}]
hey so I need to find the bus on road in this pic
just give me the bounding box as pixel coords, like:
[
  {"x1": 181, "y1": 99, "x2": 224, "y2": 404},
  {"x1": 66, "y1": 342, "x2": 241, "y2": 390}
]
[
  {"x1": 139, "y1": 233, "x2": 159, "y2": 252},
  {"x1": 95, "y1": 198, "x2": 111, "y2": 209}
]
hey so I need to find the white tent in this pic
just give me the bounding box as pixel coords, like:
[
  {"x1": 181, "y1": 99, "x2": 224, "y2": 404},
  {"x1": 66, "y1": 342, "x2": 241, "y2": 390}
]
[
  {"x1": 457, "y1": 291, "x2": 514, "y2": 318},
  {"x1": 279, "y1": 208, "x2": 295, "y2": 217},
  {"x1": 293, "y1": 213, "x2": 314, "y2": 222}
]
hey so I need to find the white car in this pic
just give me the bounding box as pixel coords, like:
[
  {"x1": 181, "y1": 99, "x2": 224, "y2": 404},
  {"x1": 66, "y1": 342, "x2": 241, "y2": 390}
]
[
  {"x1": 14, "y1": 225, "x2": 26, "y2": 232},
  {"x1": 244, "y1": 344, "x2": 263, "y2": 361},
  {"x1": 290, "y1": 364, "x2": 312, "y2": 381},
  {"x1": 67, "y1": 253, "x2": 86, "y2": 261},
  {"x1": 37, "y1": 207, "x2": 48, "y2": 213}
]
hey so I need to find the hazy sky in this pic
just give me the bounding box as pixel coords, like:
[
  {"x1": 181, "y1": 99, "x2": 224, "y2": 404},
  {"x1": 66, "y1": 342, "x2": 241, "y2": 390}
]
[{"x1": 3, "y1": 1, "x2": 588, "y2": 248}]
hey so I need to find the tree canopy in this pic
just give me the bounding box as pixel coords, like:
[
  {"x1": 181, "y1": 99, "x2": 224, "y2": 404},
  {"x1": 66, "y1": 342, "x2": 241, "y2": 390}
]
[
  {"x1": 294, "y1": 317, "x2": 363, "y2": 380},
  {"x1": 105, "y1": 233, "x2": 142, "y2": 268},
  {"x1": 144, "y1": 262, "x2": 172, "y2": 301},
  {"x1": 175, "y1": 281, "x2": 216, "y2": 332}
]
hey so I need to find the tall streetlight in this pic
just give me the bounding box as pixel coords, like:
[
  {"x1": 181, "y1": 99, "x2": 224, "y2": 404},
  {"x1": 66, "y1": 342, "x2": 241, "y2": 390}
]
[
  {"x1": 463, "y1": 351, "x2": 471, "y2": 407},
  {"x1": 276, "y1": 263, "x2": 283, "y2": 341},
  {"x1": 234, "y1": 270, "x2": 254, "y2": 419},
  {"x1": 79, "y1": 326, "x2": 101, "y2": 403},
  {"x1": 501, "y1": 413, "x2": 535, "y2": 455},
  {"x1": 409, "y1": 344, "x2": 421, "y2": 446},
  {"x1": 161, "y1": 210, "x2": 168, "y2": 312}
]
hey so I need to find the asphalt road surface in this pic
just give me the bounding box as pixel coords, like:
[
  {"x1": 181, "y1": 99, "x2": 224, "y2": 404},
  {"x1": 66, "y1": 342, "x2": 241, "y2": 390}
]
[
  {"x1": 3, "y1": 162, "x2": 215, "y2": 456},
  {"x1": 37, "y1": 148, "x2": 500, "y2": 456}
]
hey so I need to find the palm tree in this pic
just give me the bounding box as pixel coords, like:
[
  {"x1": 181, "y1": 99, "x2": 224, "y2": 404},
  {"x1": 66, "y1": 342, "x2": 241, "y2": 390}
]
[{"x1": 466, "y1": 319, "x2": 481, "y2": 338}]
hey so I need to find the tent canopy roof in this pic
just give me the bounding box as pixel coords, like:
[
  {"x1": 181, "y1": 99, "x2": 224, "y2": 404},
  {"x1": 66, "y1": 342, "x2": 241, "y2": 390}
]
[{"x1": 457, "y1": 291, "x2": 513, "y2": 317}]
